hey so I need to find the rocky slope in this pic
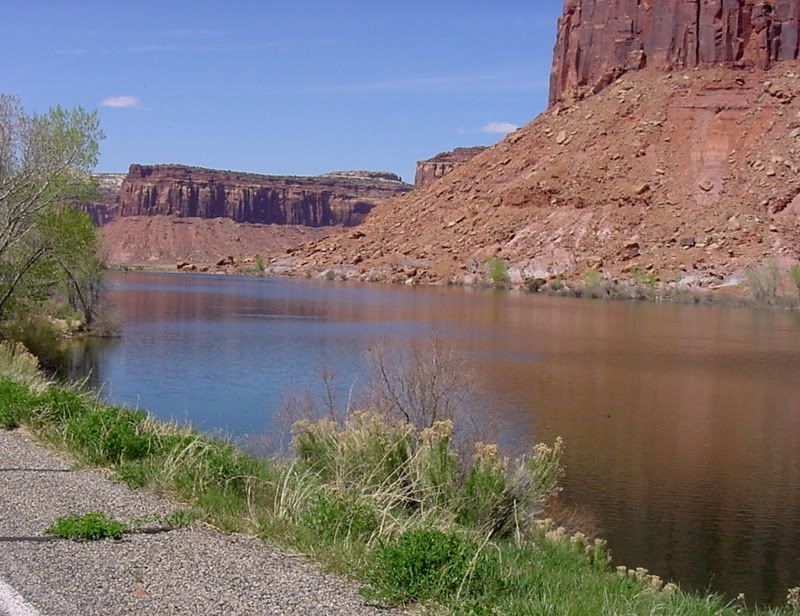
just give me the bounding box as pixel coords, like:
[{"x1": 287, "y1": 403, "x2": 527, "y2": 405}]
[
  {"x1": 414, "y1": 147, "x2": 487, "y2": 187},
  {"x1": 100, "y1": 216, "x2": 332, "y2": 266},
  {"x1": 550, "y1": 0, "x2": 800, "y2": 105},
  {"x1": 270, "y1": 62, "x2": 800, "y2": 288},
  {"x1": 119, "y1": 165, "x2": 411, "y2": 227}
]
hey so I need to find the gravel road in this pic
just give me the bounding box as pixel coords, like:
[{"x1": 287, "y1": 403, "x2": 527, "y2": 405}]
[{"x1": 0, "y1": 430, "x2": 397, "y2": 616}]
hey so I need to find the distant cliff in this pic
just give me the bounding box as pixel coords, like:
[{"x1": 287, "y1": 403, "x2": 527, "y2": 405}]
[
  {"x1": 550, "y1": 0, "x2": 800, "y2": 105},
  {"x1": 116, "y1": 164, "x2": 412, "y2": 227},
  {"x1": 77, "y1": 173, "x2": 126, "y2": 225},
  {"x1": 414, "y1": 147, "x2": 487, "y2": 188}
]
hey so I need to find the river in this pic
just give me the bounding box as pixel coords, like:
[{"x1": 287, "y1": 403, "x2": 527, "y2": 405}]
[{"x1": 66, "y1": 271, "x2": 800, "y2": 605}]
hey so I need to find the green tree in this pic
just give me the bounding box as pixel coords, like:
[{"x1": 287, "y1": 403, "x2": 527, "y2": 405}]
[
  {"x1": 0, "y1": 95, "x2": 103, "y2": 318},
  {"x1": 48, "y1": 207, "x2": 106, "y2": 327}
]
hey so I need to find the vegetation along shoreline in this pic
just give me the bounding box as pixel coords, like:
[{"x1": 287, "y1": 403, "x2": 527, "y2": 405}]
[{"x1": 0, "y1": 342, "x2": 798, "y2": 615}]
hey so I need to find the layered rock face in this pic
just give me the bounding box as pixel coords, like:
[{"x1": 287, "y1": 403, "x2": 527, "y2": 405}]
[
  {"x1": 118, "y1": 165, "x2": 412, "y2": 227},
  {"x1": 77, "y1": 173, "x2": 126, "y2": 225},
  {"x1": 550, "y1": 0, "x2": 800, "y2": 104},
  {"x1": 414, "y1": 147, "x2": 488, "y2": 187}
]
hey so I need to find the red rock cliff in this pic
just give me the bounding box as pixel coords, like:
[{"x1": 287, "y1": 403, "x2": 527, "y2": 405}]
[
  {"x1": 414, "y1": 147, "x2": 488, "y2": 188},
  {"x1": 550, "y1": 0, "x2": 800, "y2": 105},
  {"x1": 118, "y1": 165, "x2": 411, "y2": 227}
]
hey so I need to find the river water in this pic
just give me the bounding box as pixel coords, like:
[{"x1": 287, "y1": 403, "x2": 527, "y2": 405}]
[{"x1": 67, "y1": 271, "x2": 800, "y2": 605}]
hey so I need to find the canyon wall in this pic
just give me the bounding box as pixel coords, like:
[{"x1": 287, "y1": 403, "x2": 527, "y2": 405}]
[
  {"x1": 77, "y1": 173, "x2": 126, "y2": 225},
  {"x1": 117, "y1": 165, "x2": 412, "y2": 227},
  {"x1": 414, "y1": 147, "x2": 488, "y2": 188},
  {"x1": 550, "y1": 0, "x2": 800, "y2": 105}
]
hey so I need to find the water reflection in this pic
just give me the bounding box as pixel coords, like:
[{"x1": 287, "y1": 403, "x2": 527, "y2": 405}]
[{"x1": 71, "y1": 272, "x2": 800, "y2": 605}]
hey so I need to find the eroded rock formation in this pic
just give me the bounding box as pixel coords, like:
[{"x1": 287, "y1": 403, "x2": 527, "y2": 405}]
[
  {"x1": 118, "y1": 165, "x2": 412, "y2": 227},
  {"x1": 77, "y1": 173, "x2": 126, "y2": 225},
  {"x1": 550, "y1": 0, "x2": 800, "y2": 105},
  {"x1": 414, "y1": 147, "x2": 488, "y2": 187}
]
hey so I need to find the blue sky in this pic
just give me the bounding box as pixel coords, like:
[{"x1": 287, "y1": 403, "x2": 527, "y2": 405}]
[{"x1": 2, "y1": 1, "x2": 563, "y2": 182}]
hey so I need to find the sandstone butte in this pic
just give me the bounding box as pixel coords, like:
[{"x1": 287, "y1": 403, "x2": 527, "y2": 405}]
[
  {"x1": 273, "y1": 0, "x2": 800, "y2": 288},
  {"x1": 88, "y1": 165, "x2": 411, "y2": 266}
]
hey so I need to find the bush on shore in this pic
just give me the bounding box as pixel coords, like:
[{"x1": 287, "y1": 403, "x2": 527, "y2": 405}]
[{"x1": 0, "y1": 342, "x2": 797, "y2": 615}]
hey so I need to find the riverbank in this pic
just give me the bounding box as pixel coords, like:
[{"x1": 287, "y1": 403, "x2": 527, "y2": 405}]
[
  {"x1": 0, "y1": 342, "x2": 797, "y2": 615},
  {"x1": 109, "y1": 259, "x2": 800, "y2": 313}
]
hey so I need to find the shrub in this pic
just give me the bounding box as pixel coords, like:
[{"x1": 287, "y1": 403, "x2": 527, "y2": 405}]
[
  {"x1": 364, "y1": 529, "x2": 489, "y2": 604},
  {"x1": 457, "y1": 444, "x2": 508, "y2": 532},
  {"x1": 301, "y1": 490, "x2": 379, "y2": 543},
  {"x1": 486, "y1": 259, "x2": 510, "y2": 287},
  {"x1": 583, "y1": 268, "x2": 603, "y2": 288},
  {"x1": 46, "y1": 512, "x2": 127, "y2": 541},
  {"x1": 3, "y1": 315, "x2": 70, "y2": 373},
  {"x1": 293, "y1": 412, "x2": 413, "y2": 492},
  {"x1": 745, "y1": 262, "x2": 781, "y2": 305},
  {"x1": 630, "y1": 267, "x2": 657, "y2": 287},
  {"x1": 0, "y1": 378, "x2": 40, "y2": 429},
  {"x1": 0, "y1": 341, "x2": 46, "y2": 392},
  {"x1": 255, "y1": 255, "x2": 265, "y2": 272}
]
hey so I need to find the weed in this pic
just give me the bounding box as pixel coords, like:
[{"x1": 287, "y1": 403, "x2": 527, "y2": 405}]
[
  {"x1": 630, "y1": 267, "x2": 658, "y2": 287},
  {"x1": 583, "y1": 268, "x2": 603, "y2": 288},
  {"x1": 789, "y1": 266, "x2": 800, "y2": 301},
  {"x1": 0, "y1": 342, "x2": 46, "y2": 392},
  {"x1": 46, "y1": 512, "x2": 127, "y2": 540},
  {"x1": 300, "y1": 490, "x2": 379, "y2": 543},
  {"x1": 0, "y1": 379, "x2": 40, "y2": 429},
  {"x1": 486, "y1": 259, "x2": 510, "y2": 287},
  {"x1": 164, "y1": 508, "x2": 202, "y2": 528},
  {"x1": 64, "y1": 406, "x2": 153, "y2": 465},
  {"x1": 745, "y1": 262, "x2": 781, "y2": 305},
  {"x1": 363, "y1": 529, "x2": 490, "y2": 605}
]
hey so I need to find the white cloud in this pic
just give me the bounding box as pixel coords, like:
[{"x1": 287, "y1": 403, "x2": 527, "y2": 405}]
[
  {"x1": 100, "y1": 96, "x2": 141, "y2": 109},
  {"x1": 480, "y1": 121, "x2": 519, "y2": 135}
]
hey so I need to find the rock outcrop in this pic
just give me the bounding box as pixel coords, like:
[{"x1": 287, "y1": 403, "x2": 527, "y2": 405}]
[
  {"x1": 274, "y1": 63, "x2": 800, "y2": 288},
  {"x1": 118, "y1": 165, "x2": 412, "y2": 227},
  {"x1": 77, "y1": 173, "x2": 126, "y2": 225},
  {"x1": 550, "y1": 0, "x2": 800, "y2": 105},
  {"x1": 414, "y1": 147, "x2": 488, "y2": 187}
]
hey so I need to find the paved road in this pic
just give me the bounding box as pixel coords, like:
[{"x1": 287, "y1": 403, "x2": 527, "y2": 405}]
[{"x1": 0, "y1": 430, "x2": 393, "y2": 616}]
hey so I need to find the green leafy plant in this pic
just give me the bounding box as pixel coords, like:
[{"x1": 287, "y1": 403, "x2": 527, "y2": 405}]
[
  {"x1": 46, "y1": 512, "x2": 127, "y2": 541},
  {"x1": 630, "y1": 267, "x2": 657, "y2": 287},
  {"x1": 363, "y1": 529, "x2": 487, "y2": 604},
  {"x1": 486, "y1": 258, "x2": 510, "y2": 287},
  {"x1": 0, "y1": 379, "x2": 39, "y2": 429},
  {"x1": 300, "y1": 490, "x2": 379, "y2": 543},
  {"x1": 255, "y1": 255, "x2": 265, "y2": 272}
]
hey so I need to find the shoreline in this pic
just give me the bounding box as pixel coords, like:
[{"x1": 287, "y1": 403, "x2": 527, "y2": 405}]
[{"x1": 107, "y1": 262, "x2": 800, "y2": 312}]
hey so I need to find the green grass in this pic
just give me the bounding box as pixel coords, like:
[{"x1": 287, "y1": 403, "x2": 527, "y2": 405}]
[
  {"x1": 46, "y1": 512, "x2": 128, "y2": 541},
  {"x1": 0, "y1": 343, "x2": 797, "y2": 615}
]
